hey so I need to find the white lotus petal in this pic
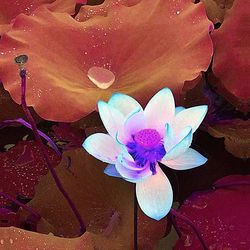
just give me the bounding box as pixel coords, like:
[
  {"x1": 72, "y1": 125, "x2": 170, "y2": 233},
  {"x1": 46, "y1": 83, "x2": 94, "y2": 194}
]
[
  {"x1": 171, "y1": 105, "x2": 208, "y2": 135},
  {"x1": 97, "y1": 100, "x2": 125, "y2": 138},
  {"x1": 164, "y1": 127, "x2": 193, "y2": 160},
  {"x1": 82, "y1": 133, "x2": 120, "y2": 164},
  {"x1": 164, "y1": 124, "x2": 191, "y2": 150},
  {"x1": 144, "y1": 88, "x2": 175, "y2": 136},
  {"x1": 124, "y1": 110, "x2": 146, "y2": 137},
  {"x1": 162, "y1": 148, "x2": 207, "y2": 170},
  {"x1": 136, "y1": 165, "x2": 173, "y2": 220},
  {"x1": 175, "y1": 106, "x2": 185, "y2": 115},
  {"x1": 115, "y1": 155, "x2": 151, "y2": 183},
  {"x1": 108, "y1": 93, "x2": 142, "y2": 117}
]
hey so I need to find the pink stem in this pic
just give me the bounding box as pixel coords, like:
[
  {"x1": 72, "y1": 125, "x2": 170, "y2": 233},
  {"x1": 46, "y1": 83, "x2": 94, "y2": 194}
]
[
  {"x1": 0, "y1": 118, "x2": 61, "y2": 157},
  {"x1": 0, "y1": 191, "x2": 41, "y2": 220},
  {"x1": 19, "y1": 68, "x2": 86, "y2": 235},
  {"x1": 169, "y1": 212, "x2": 182, "y2": 238},
  {"x1": 170, "y1": 209, "x2": 208, "y2": 249}
]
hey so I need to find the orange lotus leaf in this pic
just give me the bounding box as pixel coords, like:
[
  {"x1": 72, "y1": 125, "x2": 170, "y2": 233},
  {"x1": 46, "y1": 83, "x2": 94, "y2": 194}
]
[
  {"x1": 0, "y1": 0, "x2": 213, "y2": 122},
  {"x1": 0, "y1": 226, "x2": 122, "y2": 250},
  {"x1": 0, "y1": 0, "x2": 76, "y2": 35},
  {"x1": 200, "y1": 0, "x2": 234, "y2": 23},
  {"x1": 211, "y1": 0, "x2": 250, "y2": 113}
]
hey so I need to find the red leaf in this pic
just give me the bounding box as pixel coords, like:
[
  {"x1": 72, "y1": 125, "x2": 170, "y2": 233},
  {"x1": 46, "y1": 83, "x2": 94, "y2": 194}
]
[
  {"x1": 0, "y1": 141, "x2": 60, "y2": 206},
  {"x1": 174, "y1": 175, "x2": 250, "y2": 249}
]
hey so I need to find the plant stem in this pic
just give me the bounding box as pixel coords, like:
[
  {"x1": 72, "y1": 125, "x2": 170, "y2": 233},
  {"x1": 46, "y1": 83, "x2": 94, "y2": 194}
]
[
  {"x1": 0, "y1": 118, "x2": 61, "y2": 157},
  {"x1": 0, "y1": 191, "x2": 41, "y2": 220},
  {"x1": 134, "y1": 187, "x2": 138, "y2": 250},
  {"x1": 169, "y1": 212, "x2": 182, "y2": 238},
  {"x1": 19, "y1": 68, "x2": 86, "y2": 235},
  {"x1": 170, "y1": 209, "x2": 208, "y2": 250}
]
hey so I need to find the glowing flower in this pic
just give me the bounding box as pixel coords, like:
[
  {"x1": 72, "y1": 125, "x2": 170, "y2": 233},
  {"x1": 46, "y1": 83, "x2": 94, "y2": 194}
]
[{"x1": 83, "y1": 88, "x2": 208, "y2": 220}]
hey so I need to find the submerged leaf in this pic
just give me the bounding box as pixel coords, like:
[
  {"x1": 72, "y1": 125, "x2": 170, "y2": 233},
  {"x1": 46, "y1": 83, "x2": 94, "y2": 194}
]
[
  {"x1": 0, "y1": 141, "x2": 60, "y2": 206},
  {"x1": 174, "y1": 175, "x2": 250, "y2": 249},
  {"x1": 51, "y1": 123, "x2": 86, "y2": 150},
  {"x1": 24, "y1": 149, "x2": 167, "y2": 248}
]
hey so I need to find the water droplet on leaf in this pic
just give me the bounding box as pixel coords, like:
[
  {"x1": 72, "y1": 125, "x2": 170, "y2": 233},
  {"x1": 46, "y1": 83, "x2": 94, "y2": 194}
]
[{"x1": 87, "y1": 66, "x2": 115, "y2": 89}]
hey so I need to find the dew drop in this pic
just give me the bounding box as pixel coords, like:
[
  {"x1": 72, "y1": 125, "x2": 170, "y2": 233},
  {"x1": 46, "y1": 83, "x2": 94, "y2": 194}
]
[{"x1": 87, "y1": 66, "x2": 115, "y2": 89}]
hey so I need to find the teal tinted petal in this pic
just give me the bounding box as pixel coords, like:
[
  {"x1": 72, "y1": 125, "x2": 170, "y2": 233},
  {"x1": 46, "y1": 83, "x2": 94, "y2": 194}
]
[
  {"x1": 124, "y1": 110, "x2": 146, "y2": 137},
  {"x1": 136, "y1": 165, "x2": 173, "y2": 220},
  {"x1": 144, "y1": 88, "x2": 175, "y2": 136},
  {"x1": 162, "y1": 148, "x2": 207, "y2": 170},
  {"x1": 163, "y1": 126, "x2": 193, "y2": 160},
  {"x1": 175, "y1": 106, "x2": 185, "y2": 115},
  {"x1": 82, "y1": 133, "x2": 120, "y2": 164},
  {"x1": 97, "y1": 100, "x2": 125, "y2": 138},
  {"x1": 171, "y1": 105, "x2": 208, "y2": 135},
  {"x1": 108, "y1": 93, "x2": 142, "y2": 117},
  {"x1": 115, "y1": 154, "x2": 151, "y2": 183},
  {"x1": 104, "y1": 164, "x2": 122, "y2": 178}
]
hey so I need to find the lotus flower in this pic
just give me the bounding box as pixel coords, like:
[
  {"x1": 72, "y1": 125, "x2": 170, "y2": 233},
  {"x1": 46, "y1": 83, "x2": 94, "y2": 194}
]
[{"x1": 83, "y1": 88, "x2": 208, "y2": 220}]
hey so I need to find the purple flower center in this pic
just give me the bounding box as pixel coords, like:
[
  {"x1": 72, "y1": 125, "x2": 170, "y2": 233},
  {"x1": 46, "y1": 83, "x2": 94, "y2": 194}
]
[
  {"x1": 134, "y1": 129, "x2": 161, "y2": 149},
  {"x1": 126, "y1": 129, "x2": 166, "y2": 175}
]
